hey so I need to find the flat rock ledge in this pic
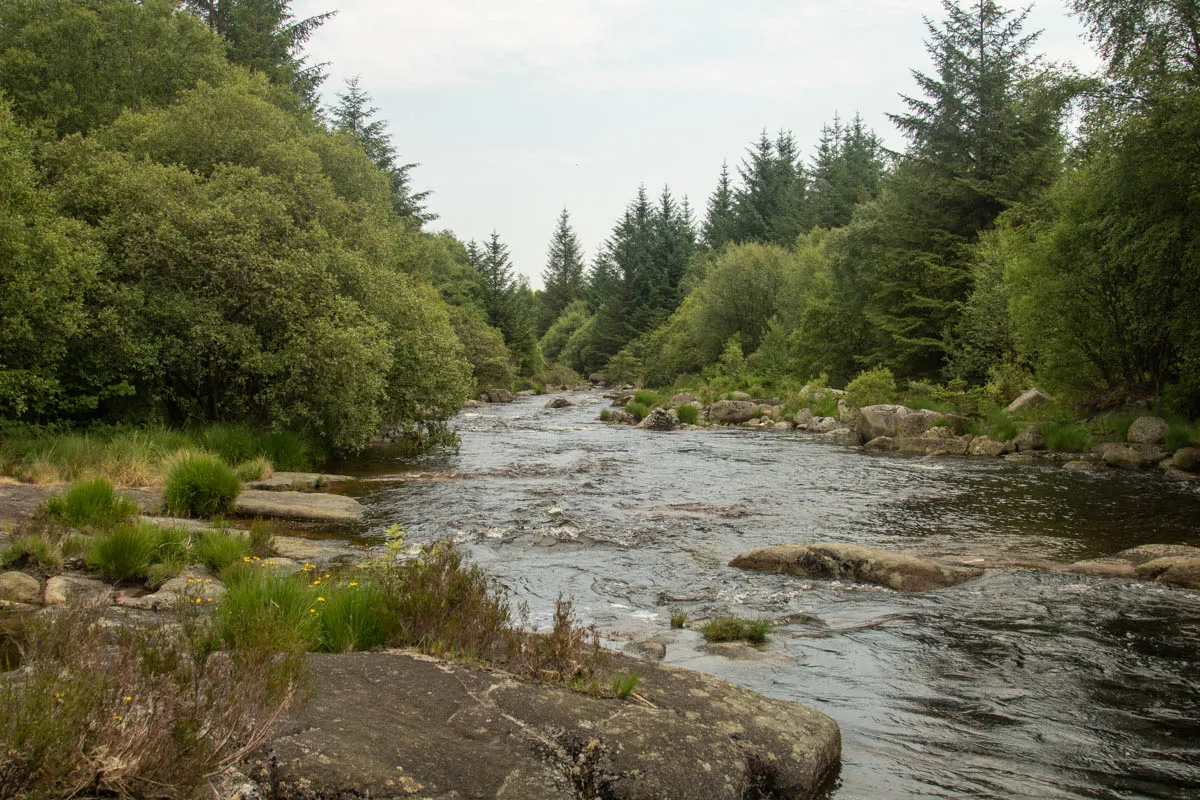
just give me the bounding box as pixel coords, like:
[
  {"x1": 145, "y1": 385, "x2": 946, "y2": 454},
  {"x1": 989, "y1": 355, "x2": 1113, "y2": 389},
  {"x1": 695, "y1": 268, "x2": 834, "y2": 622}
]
[
  {"x1": 730, "y1": 543, "x2": 983, "y2": 592},
  {"x1": 1060, "y1": 544, "x2": 1200, "y2": 589},
  {"x1": 246, "y1": 472, "x2": 356, "y2": 491},
  {"x1": 246, "y1": 650, "x2": 840, "y2": 800},
  {"x1": 234, "y1": 489, "x2": 362, "y2": 524}
]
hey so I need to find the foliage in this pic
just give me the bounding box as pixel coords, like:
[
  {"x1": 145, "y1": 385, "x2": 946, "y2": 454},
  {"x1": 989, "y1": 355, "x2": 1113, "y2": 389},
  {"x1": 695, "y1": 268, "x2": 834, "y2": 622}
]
[
  {"x1": 85, "y1": 521, "x2": 164, "y2": 582},
  {"x1": 42, "y1": 477, "x2": 138, "y2": 529},
  {"x1": 610, "y1": 672, "x2": 641, "y2": 700},
  {"x1": 164, "y1": 453, "x2": 241, "y2": 518},
  {"x1": 624, "y1": 402, "x2": 650, "y2": 422},
  {"x1": 0, "y1": 602, "x2": 305, "y2": 800},
  {"x1": 700, "y1": 616, "x2": 771, "y2": 644},
  {"x1": 676, "y1": 404, "x2": 700, "y2": 425},
  {"x1": 247, "y1": 518, "x2": 276, "y2": 558},
  {"x1": 539, "y1": 208, "x2": 588, "y2": 335},
  {"x1": 669, "y1": 611, "x2": 688, "y2": 629},
  {"x1": 1, "y1": 534, "x2": 64, "y2": 573},
  {"x1": 845, "y1": 365, "x2": 897, "y2": 408},
  {"x1": 193, "y1": 531, "x2": 251, "y2": 574},
  {"x1": 234, "y1": 456, "x2": 273, "y2": 482},
  {"x1": 1041, "y1": 420, "x2": 1094, "y2": 452}
]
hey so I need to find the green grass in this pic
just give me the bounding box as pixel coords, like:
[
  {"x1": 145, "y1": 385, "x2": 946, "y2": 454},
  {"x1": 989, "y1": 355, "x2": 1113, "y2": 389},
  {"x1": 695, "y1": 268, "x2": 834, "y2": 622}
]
[
  {"x1": 1, "y1": 535, "x2": 63, "y2": 572},
  {"x1": 85, "y1": 522, "x2": 162, "y2": 582},
  {"x1": 193, "y1": 531, "x2": 251, "y2": 574},
  {"x1": 610, "y1": 672, "x2": 641, "y2": 699},
  {"x1": 1166, "y1": 422, "x2": 1200, "y2": 451},
  {"x1": 247, "y1": 518, "x2": 276, "y2": 558},
  {"x1": 1042, "y1": 420, "x2": 1094, "y2": 452},
  {"x1": 632, "y1": 389, "x2": 660, "y2": 408},
  {"x1": 676, "y1": 404, "x2": 700, "y2": 425},
  {"x1": 216, "y1": 569, "x2": 322, "y2": 652},
  {"x1": 625, "y1": 401, "x2": 650, "y2": 421},
  {"x1": 43, "y1": 477, "x2": 139, "y2": 529},
  {"x1": 599, "y1": 408, "x2": 613, "y2": 422},
  {"x1": 700, "y1": 616, "x2": 772, "y2": 644},
  {"x1": 669, "y1": 611, "x2": 687, "y2": 629},
  {"x1": 234, "y1": 456, "x2": 273, "y2": 482},
  {"x1": 164, "y1": 453, "x2": 241, "y2": 518},
  {"x1": 317, "y1": 580, "x2": 389, "y2": 653}
]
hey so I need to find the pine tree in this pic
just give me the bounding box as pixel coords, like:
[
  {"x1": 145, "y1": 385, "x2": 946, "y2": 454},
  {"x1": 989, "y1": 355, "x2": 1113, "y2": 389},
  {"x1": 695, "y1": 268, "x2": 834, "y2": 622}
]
[
  {"x1": 471, "y1": 232, "x2": 539, "y2": 375},
  {"x1": 702, "y1": 161, "x2": 737, "y2": 250},
  {"x1": 731, "y1": 130, "x2": 808, "y2": 246},
  {"x1": 806, "y1": 113, "x2": 886, "y2": 229},
  {"x1": 329, "y1": 76, "x2": 433, "y2": 226},
  {"x1": 538, "y1": 208, "x2": 586, "y2": 335},
  {"x1": 183, "y1": 0, "x2": 333, "y2": 104}
]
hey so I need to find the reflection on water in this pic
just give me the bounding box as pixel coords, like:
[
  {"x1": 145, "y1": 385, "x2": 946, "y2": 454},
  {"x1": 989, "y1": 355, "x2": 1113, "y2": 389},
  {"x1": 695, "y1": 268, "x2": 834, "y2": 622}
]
[{"x1": 344, "y1": 393, "x2": 1200, "y2": 800}]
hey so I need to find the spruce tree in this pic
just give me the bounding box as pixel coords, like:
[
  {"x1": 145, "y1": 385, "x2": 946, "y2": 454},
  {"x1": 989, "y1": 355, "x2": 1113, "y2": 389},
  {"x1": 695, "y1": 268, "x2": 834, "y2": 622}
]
[
  {"x1": 538, "y1": 208, "x2": 586, "y2": 335},
  {"x1": 702, "y1": 161, "x2": 737, "y2": 250}
]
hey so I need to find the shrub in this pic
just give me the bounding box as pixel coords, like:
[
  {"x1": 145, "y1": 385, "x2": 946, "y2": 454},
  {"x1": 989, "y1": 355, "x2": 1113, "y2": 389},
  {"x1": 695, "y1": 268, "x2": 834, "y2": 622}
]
[
  {"x1": 632, "y1": 389, "x2": 659, "y2": 408},
  {"x1": 194, "y1": 531, "x2": 251, "y2": 574},
  {"x1": 625, "y1": 401, "x2": 650, "y2": 421},
  {"x1": 1166, "y1": 422, "x2": 1200, "y2": 451},
  {"x1": 599, "y1": 408, "x2": 613, "y2": 422},
  {"x1": 247, "y1": 518, "x2": 276, "y2": 558},
  {"x1": 700, "y1": 616, "x2": 771, "y2": 644},
  {"x1": 1042, "y1": 420, "x2": 1093, "y2": 452},
  {"x1": 234, "y1": 456, "x2": 273, "y2": 482},
  {"x1": 983, "y1": 409, "x2": 1020, "y2": 443},
  {"x1": 1, "y1": 535, "x2": 63, "y2": 572},
  {"x1": 86, "y1": 522, "x2": 161, "y2": 582},
  {"x1": 540, "y1": 363, "x2": 582, "y2": 388},
  {"x1": 43, "y1": 477, "x2": 139, "y2": 529},
  {"x1": 799, "y1": 375, "x2": 839, "y2": 417},
  {"x1": 165, "y1": 453, "x2": 241, "y2": 517},
  {"x1": 216, "y1": 569, "x2": 322, "y2": 652},
  {"x1": 845, "y1": 365, "x2": 897, "y2": 408},
  {"x1": 0, "y1": 602, "x2": 305, "y2": 799},
  {"x1": 676, "y1": 404, "x2": 700, "y2": 425}
]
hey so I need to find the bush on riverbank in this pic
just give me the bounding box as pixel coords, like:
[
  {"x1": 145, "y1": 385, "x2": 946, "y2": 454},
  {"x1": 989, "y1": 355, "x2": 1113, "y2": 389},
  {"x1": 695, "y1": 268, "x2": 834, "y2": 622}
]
[{"x1": 42, "y1": 477, "x2": 139, "y2": 529}]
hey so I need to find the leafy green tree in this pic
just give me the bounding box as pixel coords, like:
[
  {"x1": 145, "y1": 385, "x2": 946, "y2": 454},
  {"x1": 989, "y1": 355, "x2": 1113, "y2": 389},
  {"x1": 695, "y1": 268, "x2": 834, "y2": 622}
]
[
  {"x1": 0, "y1": 97, "x2": 102, "y2": 417},
  {"x1": 540, "y1": 300, "x2": 590, "y2": 365},
  {"x1": 183, "y1": 0, "x2": 333, "y2": 103},
  {"x1": 538, "y1": 208, "x2": 587, "y2": 335},
  {"x1": 0, "y1": 0, "x2": 230, "y2": 137}
]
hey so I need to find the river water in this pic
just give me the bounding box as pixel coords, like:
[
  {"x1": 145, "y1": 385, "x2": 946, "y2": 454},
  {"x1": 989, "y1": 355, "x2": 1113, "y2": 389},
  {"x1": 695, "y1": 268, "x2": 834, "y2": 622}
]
[{"x1": 347, "y1": 392, "x2": 1200, "y2": 800}]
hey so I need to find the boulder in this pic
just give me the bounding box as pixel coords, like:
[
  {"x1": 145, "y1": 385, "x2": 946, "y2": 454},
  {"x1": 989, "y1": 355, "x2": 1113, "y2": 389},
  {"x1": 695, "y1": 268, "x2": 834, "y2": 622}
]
[
  {"x1": 793, "y1": 409, "x2": 815, "y2": 428},
  {"x1": 1005, "y1": 388, "x2": 1052, "y2": 414},
  {"x1": 1014, "y1": 425, "x2": 1046, "y2": 452},
  {"x1": 1095, "y1": 442, "x2": 1167, "y2": 468},
  {"x1": 249, "y1": 651, "x2": 840, "y2": 800},
  {"x1": 728, "y1": 391, "x2": 752, "y2": 401},
  {"x1": 235, "y1": 490, "x2": 363, "y2": 524},
  {"x1": 808, "y1": 416, "x2": 841, "y2": 434},
  {"x1": 545, "y1": 397, "x2": 575, "y2": 409},
  {"x1": 0, "y1": 571, "x2": 41, "y2": 605},
  {"x1": 1114, "y1": 544, "x2": 1200, "y2": 566},
  {"x1": 858, "y1": 405, "x2": 951, "y2": 440},
  {"x1": 864, "y1": 436, "x2": 896, "y2": 451},
  {"x1": 638, "y1": 408, "x2": 680, "y2": 431},
  {"x1": 772, "y1": 421, "x2": 794, "y2": 432},
  {"x1": 1059, "y1": 558, "x2": 1137, "y2": 579},
  {"x1": 968, "y1": 436, "x2": 1006, "y2": 457},
  {"x1": 756, "y1": 405, "x2": 781, "y2": 421},
  {"x1": 1127, "y1": 416, "x2": 1169, "y2": 446},
  {"x1": 588, "y1": 372, "x2": 606, "y2": 384},
  {"x1": 729, "y1": 544, "x2": 982, "y2": 592},
  {"x1": 159, "y1": 575, "x2": 227, "y2": 602},
  {"x1": 897, "y1": 430, "x2": 972, "y2": 456},
  {"x1": 463, "y1": 399, "x2": 486, "y2": 408},
  {"x1": 603, "y1": 410, "x2": 637, "y2": 425},
  {"x1": 706, "y1": 400, "x2": 759, "y2": 425},
  {"x1": 609, "y1": 392, "x2": 634, "y2": 407},
  {"x1": 669, "y1": 393, "x2": 699, "y2": 407},
  {"x1": 1173, "y1": 447, "x2": 1199, "y2": 472},
  {"x1": 270, "y1": 536, "x2": 362, "y2": 569},
  {"x1": 624, "y1": 639, "x2": 667, "y2": 660},
  {"x1": 818, "y1": 428, "x2": 863, "y2": 447},
  {"x1": 43, "y1": 573, "x2": 111, "y2": 606},
  {"x1": 836, "y1": 398, "x2": 860, "y2": 428}
]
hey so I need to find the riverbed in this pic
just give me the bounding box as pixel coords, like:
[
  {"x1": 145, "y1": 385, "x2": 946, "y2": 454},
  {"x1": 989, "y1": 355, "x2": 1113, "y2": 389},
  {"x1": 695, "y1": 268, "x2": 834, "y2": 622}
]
[{"x1": 346, "y1": 392, "x2": 1200, "y2": 799}]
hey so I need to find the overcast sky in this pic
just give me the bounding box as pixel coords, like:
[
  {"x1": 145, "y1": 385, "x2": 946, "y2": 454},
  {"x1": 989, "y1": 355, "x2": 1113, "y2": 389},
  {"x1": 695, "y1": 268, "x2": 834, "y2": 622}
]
[{"x1": 292, "y1": 0, "x2": 1101, "y2": 288}]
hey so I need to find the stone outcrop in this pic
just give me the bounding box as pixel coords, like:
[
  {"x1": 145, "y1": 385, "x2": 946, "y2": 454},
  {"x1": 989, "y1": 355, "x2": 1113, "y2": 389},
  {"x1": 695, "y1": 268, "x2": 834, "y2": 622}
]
[
  {"x1": 897, "y1": 427, "x2": 973, "y2": 457},
  {"x1": 480, "y1": 389, "x2": 515, "y2": 404},
  {"x1": 1014, "y1": 425, "x2": 1046, "y2": 452},
  {"x1": 968, "y1": 436, "x2": 1007, "y2": 456},
  {"x1": 545, "y1": 397, "x2": 575, "y2": 409},
  {"x1": 235, "y1": 490, "x2": 363, "y2": 523},
  {"x1": 249, "y1": 651, "x2": 841, "y2": 800},
  {"x1": 1005, "y1": 388, "x2": 1052, "y2": 413},
  {"x1": 638, "y1": 408, "x2": 679, "y2": 431},
  {"x1": 729, "y1": 543, "x2": 982, "y2": 592},
  {"x1": 858, "y1": 405, "x2": 957, "y2": 440},
  {"x1": 43, "y1": 573, "x2": 111, "y2": 606},
  {"x1": 1174, "y1": 447, "x2": 1199, "y2": 472},
  {"x1": 1127, "y1": 416, "x2": 1169, "y2": 446},
  {"x1": 794, "y1": 409, "x2": 815, "y2": 428},
  {"x1": 603, "y1": 410, "x2": 637, "y2": 425},
  {"x1": 247, "y1": 472, "x2": 355, "y2": 491},
  {"x1": 808, "y1": 416, "x2": 842, "y2": 434},
  {"x1": 818, "y1": 428, "x2": 863, "y2": 447},
  {"x1": 1060, "y1": 544, "x2": 1200, "y2": 589},
  {"x1": 0, "y1": 571, "x2": 41, "y2": 604},
  {"x1": 706, "y1": 400, "x2": 759, "y2": 425}
]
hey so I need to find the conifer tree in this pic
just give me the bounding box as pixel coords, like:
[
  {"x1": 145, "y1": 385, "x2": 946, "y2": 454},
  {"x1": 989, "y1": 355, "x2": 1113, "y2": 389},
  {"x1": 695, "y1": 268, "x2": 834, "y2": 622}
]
[
  {"x1": 702, "y1": 161, "x2": 737, "y2": 250},
  {"x1": 538, "y1": 208, "x2": 587, "y2": 335}
]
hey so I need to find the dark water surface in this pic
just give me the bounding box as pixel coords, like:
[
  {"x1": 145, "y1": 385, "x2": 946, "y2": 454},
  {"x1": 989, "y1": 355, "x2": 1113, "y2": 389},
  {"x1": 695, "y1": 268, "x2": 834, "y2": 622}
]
[{"x1": 347, "y1": 393, "x2": 1200, "y2": 799}]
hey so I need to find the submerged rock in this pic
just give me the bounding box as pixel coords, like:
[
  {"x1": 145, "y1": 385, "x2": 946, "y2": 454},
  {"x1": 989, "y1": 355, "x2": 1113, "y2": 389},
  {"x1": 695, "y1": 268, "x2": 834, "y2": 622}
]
[
  {"x1": 808, "y1": 416, "x2": 842, "y2": 433},
  {"x1": 247, "y1": 471, "x2": 355, "y2": 491},
  {"x1": 1059, "y1": 558, "x2": 1138, "y2": 579},
  {"x1": 1095, "y1": 442, "x2": 1167, "y2": 468},
  {"x1": 730, "y1": 543, "x2": 982, "y2": 592},
  {"x1": 603, "y1": 410, "x2": 637, "y2": 425},
  {"x1": 1113, "y1": 544, "x2": 1200, "y2": 565},
  {"x1": 250, "y1": 651, "x2": 840, "y2": 800},
  {"x1": 545, "y1": 397, "x2": 575, "y2": 409}
]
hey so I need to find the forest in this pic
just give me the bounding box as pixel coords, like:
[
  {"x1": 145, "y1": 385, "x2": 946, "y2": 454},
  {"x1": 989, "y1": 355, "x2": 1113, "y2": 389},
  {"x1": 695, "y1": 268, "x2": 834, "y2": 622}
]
[{"x1": 1, "y1": 0, "x2": 1198, "y2": 453}]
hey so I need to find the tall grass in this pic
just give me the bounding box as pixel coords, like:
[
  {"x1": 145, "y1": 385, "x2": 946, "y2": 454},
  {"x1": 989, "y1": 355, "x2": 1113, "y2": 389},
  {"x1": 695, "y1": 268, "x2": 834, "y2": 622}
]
[
  {"x1": 0, "y1": 423, "x2": 320, "y2": 487},
  {"x1": 85, "y1": 522, "x2": 164, "y2": 582},
  {"x1": 43, "y1": 477, "x2": 139, "y2": 529},
  {"x1": 193, "y1": 531, "x2": 251, "y2": 574},
  {"x1": 700, "y1": 616, "x2": 772, "y2": 644},
  {"x1": 164, "y1": 454, "x2": 241, "y2": 518},
  {"x1": 676, "y1": 404, "x2": 700, "y2": 425}
]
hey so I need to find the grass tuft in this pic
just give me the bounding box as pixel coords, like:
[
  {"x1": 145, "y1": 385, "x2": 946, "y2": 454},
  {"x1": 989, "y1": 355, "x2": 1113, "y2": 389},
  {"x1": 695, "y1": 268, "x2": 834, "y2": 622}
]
[
  {"x1": 676, "y1": 404, "x2": 700, "y2": 425},
  {"x1": 669, "y1": 611, "x2": 688, "y2": 629},
  {"x1": 164, "y1": 453, "x2": 241, "y2": 518},
  {"x1": 234, "y1": 456, "x2": 273, "y2": 483},
  {"x1": 193, "y1": 531, "x2": 251, "y2": 575},
  {"x1": 625, "y1": 401, "x2": 649, "y2": 421},
  {"x1": 700, "y1": 616, "x2": 771, "y2": 644},
  {"x1": 1, "y1": 534, "x2": 63, "y2": 573},
  {"x1": 43, "y1": 477, "x2": 138, "y2": 530},
  {"x1": 85, "y1": 522, "x2": 162, "y2": 582}
]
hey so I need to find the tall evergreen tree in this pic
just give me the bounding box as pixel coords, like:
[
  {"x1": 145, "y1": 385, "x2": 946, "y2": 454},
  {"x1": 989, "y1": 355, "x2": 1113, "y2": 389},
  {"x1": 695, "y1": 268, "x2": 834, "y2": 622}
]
[
  {"x1": 470, "y1": 232, "x2": 539, "y2": 375},
  {"x1": 702, "y1": 161, "x2": 737, "y2": 250},
  {"x1": 805, "y1": 113, "x2": 887, "y2": 229},
  {"x1": 538, "y1": 208, "x2": 587, "y2": 335},
  {"x1": 731, "y1": 130, "x2": 808, "y2": 247},
  {"x1": 329, "y1": 75, "x2": 433, "y2": 226},
  {"x1": 182, "y1": 0, "x2": 333, "y2": 103}
]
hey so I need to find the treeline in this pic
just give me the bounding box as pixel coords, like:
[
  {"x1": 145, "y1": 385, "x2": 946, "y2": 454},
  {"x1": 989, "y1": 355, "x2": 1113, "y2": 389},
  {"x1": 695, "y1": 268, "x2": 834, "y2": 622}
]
[
  {"x1": 0, "y1": 0, "x2": 546, "y2": 449},
  {"x1": 535, "y1": 0, "x2": 1199, "y2": 418}
]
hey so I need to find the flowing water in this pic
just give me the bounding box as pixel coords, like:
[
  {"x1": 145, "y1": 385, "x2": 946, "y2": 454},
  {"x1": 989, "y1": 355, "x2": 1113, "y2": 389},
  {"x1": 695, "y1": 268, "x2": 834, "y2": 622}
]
[{"x1": 344, "y1": 393, "x2": 1200, "y2": 799}]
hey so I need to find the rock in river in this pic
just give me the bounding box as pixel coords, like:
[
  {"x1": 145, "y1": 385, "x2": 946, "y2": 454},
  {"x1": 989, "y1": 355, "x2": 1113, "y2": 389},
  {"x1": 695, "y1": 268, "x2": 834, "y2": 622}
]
[
  {"x1": 249, "y1": 650, "x2": 840, "y2": 800},
  {"x1": 730, "y1": 543, "x2": 982, "y2": 592},
  {"x1": 706, "y1": 400, "x2": 759, "y2": 425},
  {"x1": 638, "y1": 407, "x2": 679, "y2": 431},
  {"x1": 235, "y1": 490, "x2": 362, "y2": 523}
]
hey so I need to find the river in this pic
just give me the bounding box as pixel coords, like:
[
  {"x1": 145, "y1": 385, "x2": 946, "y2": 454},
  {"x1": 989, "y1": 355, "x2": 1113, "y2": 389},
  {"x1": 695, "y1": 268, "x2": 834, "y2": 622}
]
[{"x1": 346, "y1": 392, "x2": 1200, "y2": 799}]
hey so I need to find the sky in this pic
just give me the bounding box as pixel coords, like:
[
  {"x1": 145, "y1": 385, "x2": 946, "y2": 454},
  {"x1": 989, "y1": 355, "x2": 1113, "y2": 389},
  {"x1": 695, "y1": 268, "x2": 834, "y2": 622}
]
[{"x1": 293, "y1": 0, "x2": 1102, "y2": 289}]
